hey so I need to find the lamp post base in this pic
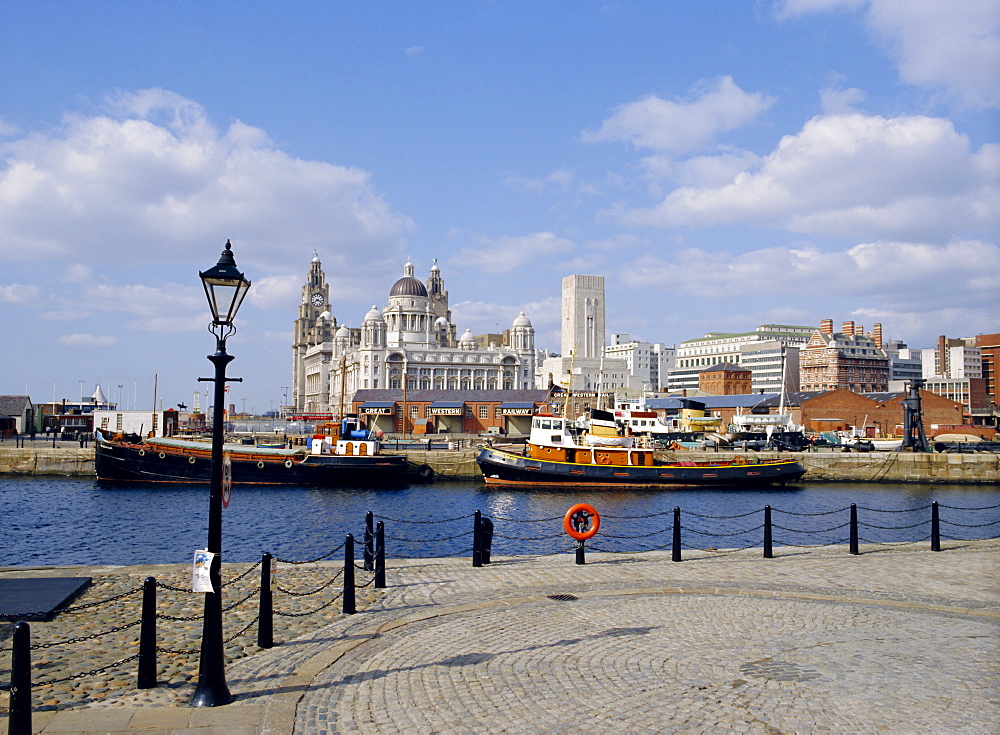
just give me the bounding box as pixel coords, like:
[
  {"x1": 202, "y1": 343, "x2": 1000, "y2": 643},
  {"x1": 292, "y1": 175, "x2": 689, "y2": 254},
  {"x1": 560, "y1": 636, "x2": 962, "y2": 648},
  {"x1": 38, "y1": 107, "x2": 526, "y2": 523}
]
[{"x1": 190, "y1": 679, "x2": 233, "y2": 708}]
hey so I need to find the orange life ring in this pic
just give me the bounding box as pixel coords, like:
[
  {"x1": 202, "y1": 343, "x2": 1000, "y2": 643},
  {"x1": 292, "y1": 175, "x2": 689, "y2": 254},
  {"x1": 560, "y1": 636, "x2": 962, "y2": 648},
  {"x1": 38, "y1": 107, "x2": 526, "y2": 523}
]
[
  {"x1": 732, "y1": 455, "x2": 748, "y2": 466},
  {"x1": 564, "y1": 503, "x2": 600, "y2": 541}
]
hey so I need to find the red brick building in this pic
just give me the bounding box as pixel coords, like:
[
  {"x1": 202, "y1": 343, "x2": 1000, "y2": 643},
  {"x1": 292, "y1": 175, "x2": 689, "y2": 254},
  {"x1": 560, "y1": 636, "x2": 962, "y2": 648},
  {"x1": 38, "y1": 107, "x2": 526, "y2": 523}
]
[
  {"x1": 975, "y1": 333, "x2": 999, "y2": 408},
  {"x1": 795, "y1": 389, "x2": 964, "y2": 437},
  {"x1": 699, "y1": 363, "x2": 752, "y2": 395},
  {"x1": 800, "y1": 319, "x2": 889, "y2": 393},
  {"x1": 351, "y1": 389, "x2": 550, "y2": 436}
]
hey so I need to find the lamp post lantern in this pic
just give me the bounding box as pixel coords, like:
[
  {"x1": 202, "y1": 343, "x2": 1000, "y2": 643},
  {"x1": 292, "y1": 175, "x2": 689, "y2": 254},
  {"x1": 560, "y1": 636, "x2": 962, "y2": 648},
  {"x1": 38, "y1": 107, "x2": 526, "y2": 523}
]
[{"x1": 191, "y1": 239, "x2": 250, "y2": 708}]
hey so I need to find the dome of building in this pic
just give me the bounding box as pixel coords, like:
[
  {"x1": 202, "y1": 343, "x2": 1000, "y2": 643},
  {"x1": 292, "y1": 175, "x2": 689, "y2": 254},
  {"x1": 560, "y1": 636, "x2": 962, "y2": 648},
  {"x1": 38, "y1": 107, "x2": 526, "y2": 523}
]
[
  {"x1": 335, "y1": 325, "x2": 351, "y2": 339},
  {"x1": 389, "y1": 276, "x2": 427, "y2": 297},
  {"x1": 435, "y1": 316, "x2": 448, "y2": 327},
  {"x1": 363, "y1": 305, "x2": 384, "y2": 323},
  {"x1": 458, "y1": 329, "x2": 476, "y2": 349},
  {"x1": 512, "y1": 311, "x2": 532, "y2": 328},
  {"x1": 389, "y1": 258, "x2": 428, "y2": 298},
  {"x1": 317, "y1": 310, "x2": 331, "y2": 321}
]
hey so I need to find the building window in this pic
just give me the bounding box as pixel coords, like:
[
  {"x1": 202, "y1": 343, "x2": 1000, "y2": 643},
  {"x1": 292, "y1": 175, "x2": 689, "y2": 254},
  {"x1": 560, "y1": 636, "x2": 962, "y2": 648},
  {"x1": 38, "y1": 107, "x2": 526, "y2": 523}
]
[
  {"x1": 478, "y1": 405, "x2": 488, "y2": 420},
  {"x1": 410, "y1": 405, "x2": 419, "y2": 419}
]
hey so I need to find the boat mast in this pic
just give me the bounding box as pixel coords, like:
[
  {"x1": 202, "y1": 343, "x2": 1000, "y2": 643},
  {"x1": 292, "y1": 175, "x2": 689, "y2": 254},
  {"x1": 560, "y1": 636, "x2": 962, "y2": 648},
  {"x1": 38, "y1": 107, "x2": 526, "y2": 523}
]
[{"x1": 563, "y1": 347, "x2": 575, "y2": 420}]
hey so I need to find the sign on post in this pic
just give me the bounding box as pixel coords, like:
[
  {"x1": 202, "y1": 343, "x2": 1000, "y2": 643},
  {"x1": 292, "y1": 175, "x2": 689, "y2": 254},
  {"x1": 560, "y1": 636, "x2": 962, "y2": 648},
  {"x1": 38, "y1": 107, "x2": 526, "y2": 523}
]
[{"x1": 222, "y1": 453, "x2": 232, "y2": 508}]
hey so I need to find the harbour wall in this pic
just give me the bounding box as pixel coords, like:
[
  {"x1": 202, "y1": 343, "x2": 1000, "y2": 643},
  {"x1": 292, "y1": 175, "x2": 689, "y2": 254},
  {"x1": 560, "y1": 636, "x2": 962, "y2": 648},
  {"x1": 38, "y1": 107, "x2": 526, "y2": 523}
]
[{"x1": 2, "y1": 446, "x2": 999, "y2": 484}]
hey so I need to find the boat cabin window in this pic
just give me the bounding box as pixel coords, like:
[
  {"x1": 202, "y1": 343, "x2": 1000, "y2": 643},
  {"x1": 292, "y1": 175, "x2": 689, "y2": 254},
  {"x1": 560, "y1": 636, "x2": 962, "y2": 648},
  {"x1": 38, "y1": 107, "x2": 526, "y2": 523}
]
[{"x1": 540, "y1": 419, "x2": 551, "y2": 430}]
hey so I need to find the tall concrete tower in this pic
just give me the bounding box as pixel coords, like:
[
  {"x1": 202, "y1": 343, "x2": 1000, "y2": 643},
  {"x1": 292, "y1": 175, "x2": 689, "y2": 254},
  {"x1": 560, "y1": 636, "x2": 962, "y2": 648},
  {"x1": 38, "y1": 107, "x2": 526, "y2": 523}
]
[{"x1": 561, "y1": 275, "x2": 605, "y2": 358}]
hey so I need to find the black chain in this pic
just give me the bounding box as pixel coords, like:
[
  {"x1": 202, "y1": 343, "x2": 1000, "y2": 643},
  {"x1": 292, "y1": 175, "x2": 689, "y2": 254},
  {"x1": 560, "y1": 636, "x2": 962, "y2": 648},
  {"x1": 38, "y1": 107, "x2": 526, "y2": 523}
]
[
  {"x1": 941, "y1": 518, "x2": 1000, "y2": 528},
  {"x1": 683, "y1": 508, "x2": 761, "y2": 520},
  {"x1": 275, "y1": 591, "x2": 344, "y2": 618},
  {"x1": 383, "y1": 530, "x2": 472, "y2": 543},
  {"x1": 223, "y1": 614, "x2": 260, "y2": 643},
  {"x1": 772, "y1": 521, "x2": 851, "y2": 534},
  {"x1": 599, "y1": 528, "x2": 671, "y2": 540},
  {"x1": 683, "y1": 524, "x2": 765, "y2": 537},
  {"x1": 275, "y1": 541, "x2": 346, "y2": 565},
  {"x1": 858, "y1": 520, "x2": 929, "y2": 530},
  {"x1": 938, "y1": 503, "x2": 1000, "y2": 511},
  {"x1": 771, "y1": 507, "x2": 845, "y2": 516},
  {"x1": 376, "y1": 512, "x2": 472, "y2": 524},
  {"x1": 856, "y1": 504, "x2": 933, "y2": 513},
  {"x1": 34, "y1": 653, "x2": 141, "y2": 686},
  {"x1": 275, "y1": 571, "x2": 343, "y2": 597},
  {"x1": 31, "y1": 618, "x2": 141, "y2": 649},
  {"x1": 156, "y1": 581, "x2": 198, "y2": 594},
  {"x1": 0, "y1": 586, "x2": 142, "y2": 620},
  {"x1": 491, "y1": 531, "x2": 564, "y2": 541},
  {"x1": 227, "y1": 559, "x2": 263, "y2": 585},
  {"x1": 488, "y1": 514, "x2": 563, "y2": 523}
]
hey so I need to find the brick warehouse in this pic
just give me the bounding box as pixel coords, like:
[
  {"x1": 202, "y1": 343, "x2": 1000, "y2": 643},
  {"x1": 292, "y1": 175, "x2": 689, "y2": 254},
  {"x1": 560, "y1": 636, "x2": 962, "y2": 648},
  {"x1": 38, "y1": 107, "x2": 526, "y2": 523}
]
[{"x1": 796, "y1": 389, "x2": 965, "y2": 437}]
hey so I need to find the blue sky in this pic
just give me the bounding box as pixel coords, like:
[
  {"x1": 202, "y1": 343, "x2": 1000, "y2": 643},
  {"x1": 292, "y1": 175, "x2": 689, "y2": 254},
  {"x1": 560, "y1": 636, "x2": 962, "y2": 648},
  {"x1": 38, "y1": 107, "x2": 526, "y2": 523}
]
[{"x1": 2, "y1": 1, "x2": 998, "y2": 413}]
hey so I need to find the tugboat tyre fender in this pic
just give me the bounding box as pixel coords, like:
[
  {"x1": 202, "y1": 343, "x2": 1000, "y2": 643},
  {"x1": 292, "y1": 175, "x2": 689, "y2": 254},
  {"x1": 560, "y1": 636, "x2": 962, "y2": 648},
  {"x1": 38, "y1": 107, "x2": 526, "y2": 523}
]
[
  {"x1": 188, "y1": 456, "x2": 196, "y2": 464},
  {"x1": 257, "y1": 461, "x2": 265, "y2": 469},
  {"x1": 138, "y1": 449, "x2": 145, "y2": 456},
  {"x1": 158, "y1": 452, "x2": 165, "y2": 459},
  {"x1": 417, "y1": 464, "x2": 435, "y2": 481},
  {"x1": 284, "y1": 460, "x2": 293, "y2": 468}
]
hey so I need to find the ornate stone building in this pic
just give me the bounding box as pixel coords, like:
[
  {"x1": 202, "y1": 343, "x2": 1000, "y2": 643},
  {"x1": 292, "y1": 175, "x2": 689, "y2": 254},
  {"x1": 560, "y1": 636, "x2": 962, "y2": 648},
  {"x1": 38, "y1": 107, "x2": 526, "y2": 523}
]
[
  {"x1": 292, "y1": 253, "x2": 335, "y2": 413},
  {"x1": 293, "y1": 257, "x2": 537, "y2": 417},
  {"x1": 800, "y1": 319, "x2": 889, "y2": 393}
]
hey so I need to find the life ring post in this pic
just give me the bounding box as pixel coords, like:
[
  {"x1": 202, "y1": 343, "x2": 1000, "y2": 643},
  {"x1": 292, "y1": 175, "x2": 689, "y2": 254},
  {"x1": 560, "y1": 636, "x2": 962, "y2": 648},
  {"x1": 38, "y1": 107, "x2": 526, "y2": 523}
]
[
  {"x1": 564, "y1": 502, "x2": 600, "y2": 559},
  {"x1": 575, "y1": 539, "x2": 586, "y2": 565}
]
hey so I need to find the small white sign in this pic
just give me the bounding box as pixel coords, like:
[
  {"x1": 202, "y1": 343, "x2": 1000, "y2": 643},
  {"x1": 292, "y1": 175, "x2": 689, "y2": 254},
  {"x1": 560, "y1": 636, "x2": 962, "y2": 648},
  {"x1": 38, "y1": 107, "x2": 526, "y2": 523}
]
[
  {"x1": 222, "y1": 454, "x2": 233, "y2": 508},
  {"x1": 270, "y1": 557, "x2": 278, "y2": 591},
  {"x1": 193, "y1": 549, "x2": 215, "y2": 593}
]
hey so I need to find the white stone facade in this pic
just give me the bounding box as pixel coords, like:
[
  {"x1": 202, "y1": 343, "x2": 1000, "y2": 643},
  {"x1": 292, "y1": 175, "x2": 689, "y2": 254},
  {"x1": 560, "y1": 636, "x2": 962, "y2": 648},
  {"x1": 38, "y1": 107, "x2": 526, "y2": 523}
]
[{"x1": 294, "y1": 258, "x2": 537, "y2": 417}]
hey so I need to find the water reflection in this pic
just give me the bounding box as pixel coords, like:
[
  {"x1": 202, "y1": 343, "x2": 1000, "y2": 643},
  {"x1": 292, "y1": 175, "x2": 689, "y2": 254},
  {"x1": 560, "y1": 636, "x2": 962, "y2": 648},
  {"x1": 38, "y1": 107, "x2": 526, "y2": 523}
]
[{"x1": 0, "y1": 477, "x2": 996, "y2": 567}]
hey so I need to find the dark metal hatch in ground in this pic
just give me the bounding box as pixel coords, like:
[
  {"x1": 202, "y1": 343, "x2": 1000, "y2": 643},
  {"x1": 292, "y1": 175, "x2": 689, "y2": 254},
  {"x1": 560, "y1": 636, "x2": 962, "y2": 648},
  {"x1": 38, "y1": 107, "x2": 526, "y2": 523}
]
[{"x1": 0, "y1": 577, "x2": 91, "y2": 621}]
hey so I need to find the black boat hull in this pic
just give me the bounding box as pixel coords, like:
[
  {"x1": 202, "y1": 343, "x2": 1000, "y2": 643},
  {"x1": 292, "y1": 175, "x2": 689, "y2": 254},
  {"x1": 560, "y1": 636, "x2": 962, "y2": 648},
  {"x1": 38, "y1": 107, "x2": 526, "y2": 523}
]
[
  {"x1": 476, "y1": 447, "x2": 806, "y2": 488},
  {"x1": 95, "y1": 440, "x2": 408, "y2": 486}
]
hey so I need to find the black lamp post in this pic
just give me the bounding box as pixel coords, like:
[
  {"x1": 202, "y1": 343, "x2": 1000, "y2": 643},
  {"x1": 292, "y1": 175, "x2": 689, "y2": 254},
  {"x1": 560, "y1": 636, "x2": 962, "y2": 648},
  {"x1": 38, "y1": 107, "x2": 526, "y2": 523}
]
[{"x1": 191, "y1": 239, "x2": 251, "y2": 708}]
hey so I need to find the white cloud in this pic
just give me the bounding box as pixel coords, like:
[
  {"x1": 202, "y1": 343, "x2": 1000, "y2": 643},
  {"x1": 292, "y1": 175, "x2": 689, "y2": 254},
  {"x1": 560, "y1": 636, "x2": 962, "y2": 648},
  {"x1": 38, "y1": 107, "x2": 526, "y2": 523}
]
[
  {"x1": 819, "y1": 86, "x2": 867, "y2": 115},
  {"x1": 778, "y1": 0, "x2": 1000, "y2": 108},
  {"x1": 618, "y1": 112, "x2": 999, "y2": 242},
  {"x1": 619, "y1": 239, "x2": 999, "y2": 315},
  {"x1": 0, "y1": 88, "x2": 412, "y2": 267},
  {"x1": 582, "y1": 77, "x2": 775, "y2": 155},
  {"x1": 504, "y1": 168, "x2": 577, "y2": 193},
  {"x1": 455, "y1": 232, "x2": 575, "y2": 274},
  {"x1": 248, "y1": 274, "x2": 301, "y2": 310},
  {"x1": 0, "y1": 283, "x2": 40, "y2": 304},
  {"x1": 57, "y1": 333, "x2": 117, "y2": 346},
  {"x1": 84, "y1": 283, "x2": 203, "y2": 318}
]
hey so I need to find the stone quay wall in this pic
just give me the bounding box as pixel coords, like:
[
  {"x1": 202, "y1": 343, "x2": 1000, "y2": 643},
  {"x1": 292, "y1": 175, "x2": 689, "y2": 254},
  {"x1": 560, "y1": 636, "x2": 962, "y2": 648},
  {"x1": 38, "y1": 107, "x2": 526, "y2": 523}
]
[{"x1": 1, "y1": 445, "x2": 998, "y2": 484}]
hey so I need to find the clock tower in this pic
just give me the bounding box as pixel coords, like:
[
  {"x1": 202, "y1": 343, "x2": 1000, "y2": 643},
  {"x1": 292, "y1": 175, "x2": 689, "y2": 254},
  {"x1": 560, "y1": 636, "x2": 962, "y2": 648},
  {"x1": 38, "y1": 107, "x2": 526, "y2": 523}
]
[{"x1": 292, "y1": 252, "x2": 335, "y2": 412}]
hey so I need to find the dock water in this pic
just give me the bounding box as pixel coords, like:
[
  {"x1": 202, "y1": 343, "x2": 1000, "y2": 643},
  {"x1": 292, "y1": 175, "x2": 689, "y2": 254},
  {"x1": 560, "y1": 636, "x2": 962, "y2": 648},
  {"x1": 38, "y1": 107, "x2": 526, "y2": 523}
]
[{"x1": 0, "y1": 443, "x2": 998, "y2": 483}]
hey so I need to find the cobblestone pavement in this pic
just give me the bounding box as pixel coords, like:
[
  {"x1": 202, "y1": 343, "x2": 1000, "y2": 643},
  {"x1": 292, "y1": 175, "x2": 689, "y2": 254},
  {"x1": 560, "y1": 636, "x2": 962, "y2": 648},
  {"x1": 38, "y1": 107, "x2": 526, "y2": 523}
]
[{"x1": 2, "y1": 540, "x2": 999, "y2": 733}]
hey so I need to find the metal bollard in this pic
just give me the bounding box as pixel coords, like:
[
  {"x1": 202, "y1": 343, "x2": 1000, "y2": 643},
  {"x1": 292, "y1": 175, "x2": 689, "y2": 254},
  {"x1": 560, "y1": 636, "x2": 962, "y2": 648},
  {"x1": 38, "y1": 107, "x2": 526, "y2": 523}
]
[
  {"x1": 364, "y1": 511, "x2": 374, "y2": 572},
  {"x1": 575, "y1": 540, "x2": 586, "y2": 565},
  {"x1": 343, "y1": 534, "x2": 356, "y2": 614},
  {"x1": 473, "y1": 510, "x2": 483, "y2": 567},
  {"x1": 931, "y1": 501, "x2": 941, "y2": 552},
  {"x1": 849, "y1": 503, "x2": 859, "y2": 555},
  {"x1": 258, "y1": 553, "x2": 273, "y2": 649},
  {"x1": 763, "y1": 506, "x2": 773, "y2": 559},
  {"x1": 9, "y1": 621, "x2": 32, "y2": 735},
  {"x1": 481, "y1": 517, "x2": 494, "y2": 565},
  {"x1": 138, "y1": 577, "x2": 157, "y2": 688},
  {"x1": 374, "y1": 521, "x2": 386, "y2": 589},
  {"x1": 672, "y1": 507, "x2": 682, "y2": 562}
]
